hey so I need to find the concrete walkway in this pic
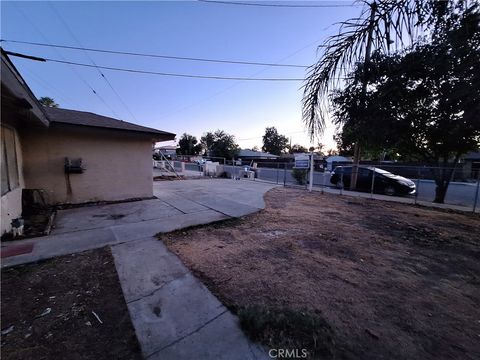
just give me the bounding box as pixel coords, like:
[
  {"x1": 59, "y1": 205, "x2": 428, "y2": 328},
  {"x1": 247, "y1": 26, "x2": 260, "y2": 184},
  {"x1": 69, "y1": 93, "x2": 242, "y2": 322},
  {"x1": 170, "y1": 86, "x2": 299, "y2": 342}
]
[
  {"x1": 1, "y1": 179, "x2": 275, "y2": 359},
  {"x1": 112, "y1": 237, "x2": 266, "y2": 359}
]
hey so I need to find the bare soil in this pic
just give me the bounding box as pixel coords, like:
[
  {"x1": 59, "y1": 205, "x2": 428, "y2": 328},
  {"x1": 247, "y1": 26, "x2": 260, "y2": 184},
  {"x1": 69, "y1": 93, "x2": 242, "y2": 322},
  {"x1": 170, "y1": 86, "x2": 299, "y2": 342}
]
[
  {"x1": 1, "y1": 247, "x2": 141, "y2": 360},
  {"x1": 161, "y1": 188, "x2": 480, "y2": 360}
]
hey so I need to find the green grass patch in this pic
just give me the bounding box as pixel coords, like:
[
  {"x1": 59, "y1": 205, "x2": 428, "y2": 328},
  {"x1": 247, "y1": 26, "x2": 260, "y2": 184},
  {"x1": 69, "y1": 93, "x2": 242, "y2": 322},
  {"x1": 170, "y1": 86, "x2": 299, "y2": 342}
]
[{"x1": 238, "y1": 305, "x2": 335, "y2": 359}]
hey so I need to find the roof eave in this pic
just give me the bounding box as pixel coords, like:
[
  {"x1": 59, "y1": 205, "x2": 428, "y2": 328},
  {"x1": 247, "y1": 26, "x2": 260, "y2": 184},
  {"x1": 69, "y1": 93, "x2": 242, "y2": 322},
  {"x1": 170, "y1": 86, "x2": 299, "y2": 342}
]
[{"x1": 1, "y1": 50, "x2": 49, "y2": 127}]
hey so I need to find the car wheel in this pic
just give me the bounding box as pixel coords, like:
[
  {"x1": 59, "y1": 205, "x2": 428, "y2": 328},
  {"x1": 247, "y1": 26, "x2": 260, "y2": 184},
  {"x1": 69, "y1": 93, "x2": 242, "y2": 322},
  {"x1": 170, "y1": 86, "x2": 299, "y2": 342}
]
[{"x1": 384, "y1": 185, "x2": 396, "y2": 196}]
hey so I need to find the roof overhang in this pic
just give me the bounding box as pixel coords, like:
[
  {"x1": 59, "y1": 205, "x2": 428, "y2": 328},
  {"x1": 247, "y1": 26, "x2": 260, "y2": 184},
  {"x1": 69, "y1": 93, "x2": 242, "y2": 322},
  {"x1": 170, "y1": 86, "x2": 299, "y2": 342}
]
[{"x1": 1, "y1": 50, "x2": 49, "y2": 127}]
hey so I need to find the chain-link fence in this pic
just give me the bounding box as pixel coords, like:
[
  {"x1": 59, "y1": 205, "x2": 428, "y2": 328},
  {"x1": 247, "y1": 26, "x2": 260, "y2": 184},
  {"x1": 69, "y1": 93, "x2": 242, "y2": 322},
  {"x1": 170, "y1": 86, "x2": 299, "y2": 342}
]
[{"x1": 219, "y1": 161, "x2": 480, "y2": 213}]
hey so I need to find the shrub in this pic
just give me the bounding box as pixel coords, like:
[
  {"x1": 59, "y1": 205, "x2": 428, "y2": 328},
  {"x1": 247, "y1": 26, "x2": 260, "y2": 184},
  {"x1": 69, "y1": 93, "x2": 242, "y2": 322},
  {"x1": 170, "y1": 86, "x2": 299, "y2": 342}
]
[{"x1": 292, "y1": 168, "x2": 308, "y2": 185}]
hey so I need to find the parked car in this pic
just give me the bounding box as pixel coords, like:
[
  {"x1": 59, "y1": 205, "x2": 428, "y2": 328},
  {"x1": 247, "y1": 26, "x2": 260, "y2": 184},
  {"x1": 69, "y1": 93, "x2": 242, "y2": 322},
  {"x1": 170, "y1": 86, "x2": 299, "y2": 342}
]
[
  {"x1": 330, "y1": 166, "x2": 416, "y2": 196},
  {"x1": 195, "y1": 159, "x2": 206, "y2": 165}
]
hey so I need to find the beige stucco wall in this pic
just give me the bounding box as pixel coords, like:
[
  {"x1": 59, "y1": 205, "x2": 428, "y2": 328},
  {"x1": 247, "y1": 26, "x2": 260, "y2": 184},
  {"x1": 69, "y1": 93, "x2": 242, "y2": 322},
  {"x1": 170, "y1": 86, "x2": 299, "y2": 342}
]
[
  {"x1": 21, "y1": 124, "x2": 154, "y2": 205},
  {"x1": 1, "y1": 126, "x2": 25, "y2": 235}
]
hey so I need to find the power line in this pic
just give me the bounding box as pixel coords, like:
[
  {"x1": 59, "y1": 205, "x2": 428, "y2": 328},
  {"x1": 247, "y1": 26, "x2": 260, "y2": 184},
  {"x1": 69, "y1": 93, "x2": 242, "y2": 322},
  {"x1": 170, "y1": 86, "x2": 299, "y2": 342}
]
[
  {"x1": 21, "y1": 66, "x2": 79, "y2": 108},
  {"x1": 48, "y1": 3, "x2": 137, "y2": 122},
  {"x1": 198, "y1": 0, "x2": 359, "y2": 8},
  {"x1": 4, "y1": 51, "x2": 306, "y2": 81},
  {"x1": 11, "y1": 3, "x2": 121, "y2": 118},
  {"x1": 0, "y1": 39, "x2": 312, "y2": 68},
  {"x1": 156, "y1": 34, "x2": 328, "y2": 120}
]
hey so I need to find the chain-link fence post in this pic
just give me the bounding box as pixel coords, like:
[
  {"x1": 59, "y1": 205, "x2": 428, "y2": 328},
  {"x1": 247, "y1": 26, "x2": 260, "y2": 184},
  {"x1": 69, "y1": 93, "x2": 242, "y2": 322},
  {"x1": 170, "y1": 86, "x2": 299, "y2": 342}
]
[
  {"x1": 414, "y1": 167, "x2": 421, "y2": 205},
  {"x1": 276, "y1": 163, "x2": 279, "y2": 184},
  {"x1": 232, "y1": 158, "x2": 236, "y2": 180},
  {"x1": 340, "y1": 168, "x2": 344, "y2": 196},
  {"x1": 283, "y1": 163, "x2": 287, "y2": 187},
  {"x1": 322, "y1": 170, "x2": 327, "y2": 194},
  {"x1": 370, "y1": 166, "x2": 376, "y2": 199},
  {"x1": 473, "y1": 172, "x2": 480, "y2": 214}
]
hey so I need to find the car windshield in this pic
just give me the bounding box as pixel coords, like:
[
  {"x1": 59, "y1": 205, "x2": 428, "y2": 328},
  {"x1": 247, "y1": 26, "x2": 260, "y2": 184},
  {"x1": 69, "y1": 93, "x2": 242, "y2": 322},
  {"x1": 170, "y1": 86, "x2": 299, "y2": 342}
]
[{"x1": 373, "y1": 168, "x2": 396, "y2": 178}]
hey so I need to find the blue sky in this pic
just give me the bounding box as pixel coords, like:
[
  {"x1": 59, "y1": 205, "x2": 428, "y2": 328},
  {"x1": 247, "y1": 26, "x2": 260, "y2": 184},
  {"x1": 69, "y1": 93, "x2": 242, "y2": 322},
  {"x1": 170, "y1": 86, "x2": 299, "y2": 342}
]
[{"x1": 1, "y1": 1, "x2": 360, "y2": 150}]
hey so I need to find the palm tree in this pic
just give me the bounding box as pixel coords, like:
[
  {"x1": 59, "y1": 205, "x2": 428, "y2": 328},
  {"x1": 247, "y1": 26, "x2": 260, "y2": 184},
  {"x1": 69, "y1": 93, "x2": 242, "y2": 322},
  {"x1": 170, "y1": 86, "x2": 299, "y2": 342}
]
[
  {"x1": 302, "y1": 0, "x2": 452, "y2": 189},
  {"x1": 38, "y1": 96, "x2": 59, "y2": 108}
]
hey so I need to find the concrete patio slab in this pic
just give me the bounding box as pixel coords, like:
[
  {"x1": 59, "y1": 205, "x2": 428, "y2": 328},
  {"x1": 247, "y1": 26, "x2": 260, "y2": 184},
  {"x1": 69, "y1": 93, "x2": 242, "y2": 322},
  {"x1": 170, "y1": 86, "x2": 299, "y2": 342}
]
[
  {"x1": 111, "y1": 210, "x2": 228, "y2": 242},
  {"x1": 154, "y1": 179, "x2": 276, "y2": 215},
  {"x1": 52, "y1": 199, "x2": 183, "y2": 234},
  {"x1": 158, "y1": 193, "x2": 210, "y2": 214},
  {"x1": 1, "y1": 227, "x2": 117, "y2": 268}
]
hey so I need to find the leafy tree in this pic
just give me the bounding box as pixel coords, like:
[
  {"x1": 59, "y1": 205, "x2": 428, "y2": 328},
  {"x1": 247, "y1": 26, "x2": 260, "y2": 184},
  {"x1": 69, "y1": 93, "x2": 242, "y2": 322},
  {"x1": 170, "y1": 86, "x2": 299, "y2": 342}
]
[
  {"x1": 303, "y1": 0, "x2": 455, "y2": 136},
  {"x1": 332, "y1": 5, "x2": 480, "y2": 203},
  {"x1": 38, "y1": 97, "x2": 59, "y2": 107},
  {"x1": 288, "y1": 144, "x2": 308, "y2": 154},
  {"x1": 177, "y1": 133, "x2": 202, "y2": 155},
  {"x1": 251, "y1": 145, "x2": 260, "y2": 152},
  {"x1": 200, "y1": 130, "x2": 239, "y2": 159},
  {"x1": 302, "y1": 0, "x2": 457, "y2": 189},
  {"x1": 262, "y1": 127, "x2": 288, "y2": 156},
  {"x1": 326, "y1": 149, "x2": 339, "y2": 157}
]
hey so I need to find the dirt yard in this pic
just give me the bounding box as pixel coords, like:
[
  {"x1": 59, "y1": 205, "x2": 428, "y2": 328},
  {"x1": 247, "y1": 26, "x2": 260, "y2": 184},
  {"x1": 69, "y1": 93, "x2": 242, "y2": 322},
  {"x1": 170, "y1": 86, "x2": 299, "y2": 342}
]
[
  {"x1": 1, "y1": 247, "x2": 141, "y2": 360},
  {"x1": 161, "y1": 188, "x2": 480, "y2": 360}
]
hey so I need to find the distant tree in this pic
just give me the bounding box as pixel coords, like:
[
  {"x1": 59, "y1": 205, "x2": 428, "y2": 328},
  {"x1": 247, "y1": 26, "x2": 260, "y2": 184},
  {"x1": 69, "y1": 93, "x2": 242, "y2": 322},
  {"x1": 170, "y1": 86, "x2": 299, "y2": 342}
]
[
  {"x1": 326, "y1": 148, "x2": 339, "y2": 157},
  {"x1": 332, "y1": 5, "x2": 480, "y2": 203},
  {"x1": 38, "y1": 97, "x2": 59, "y2": 108},
  {"x1": 288, "y1": 144, "x2": 308, "y2": 154},
  {"x1": 251, "y1": 145, "x2": 260, "y2": 152},
  {"x1": 262, "y1": 127, "x2": 288, "y2": 156},
  {"x1": 177, "y1": 133, "x2": 202, "y2": 155},
  {"x1": 200, "y1": 130, "x2": 240, "y2": 159},
  {"x1": 315, "y1": 142, "x2": 326, "y2": 156}
]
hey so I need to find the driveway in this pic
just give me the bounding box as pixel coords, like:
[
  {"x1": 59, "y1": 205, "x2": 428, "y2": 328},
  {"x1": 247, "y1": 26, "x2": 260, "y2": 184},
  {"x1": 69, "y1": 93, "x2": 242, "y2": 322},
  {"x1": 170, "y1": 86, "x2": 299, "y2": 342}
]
[{"x1": 3, "y1": 179, "x2": 276, "y2": 267}]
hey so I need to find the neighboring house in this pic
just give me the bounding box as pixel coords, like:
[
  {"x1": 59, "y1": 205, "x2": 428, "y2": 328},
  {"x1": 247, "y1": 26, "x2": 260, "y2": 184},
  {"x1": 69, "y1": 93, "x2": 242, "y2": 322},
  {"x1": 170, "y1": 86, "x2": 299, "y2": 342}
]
[
  {"x1": 1, "y1": 50, "x2": 175, "y2": 235},
  {"x1": 325, "y1": 155, "x2": 352, "y2": 171},
  {"x1": 154, "y1": 145, "x2": 178, "y2": 159},
  {"x1": 237, "y1": 149, "x2": 279, "y2": 160},
  {"x1": 462, "y1": 151, "x2": 480, "y2": 180}
]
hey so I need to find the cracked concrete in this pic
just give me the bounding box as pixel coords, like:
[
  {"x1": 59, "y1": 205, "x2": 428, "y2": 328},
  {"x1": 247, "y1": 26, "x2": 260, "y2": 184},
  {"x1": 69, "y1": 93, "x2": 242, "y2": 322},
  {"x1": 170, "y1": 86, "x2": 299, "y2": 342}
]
[{"x1": 1, "y1": 179, "x2": 276, "y2": 359}]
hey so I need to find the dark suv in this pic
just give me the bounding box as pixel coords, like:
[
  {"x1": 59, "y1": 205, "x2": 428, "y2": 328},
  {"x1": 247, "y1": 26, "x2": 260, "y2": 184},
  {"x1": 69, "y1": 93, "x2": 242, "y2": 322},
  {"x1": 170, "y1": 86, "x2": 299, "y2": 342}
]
[{"x1": 330, "y1": 166, "x2": 416, "y2": 196}]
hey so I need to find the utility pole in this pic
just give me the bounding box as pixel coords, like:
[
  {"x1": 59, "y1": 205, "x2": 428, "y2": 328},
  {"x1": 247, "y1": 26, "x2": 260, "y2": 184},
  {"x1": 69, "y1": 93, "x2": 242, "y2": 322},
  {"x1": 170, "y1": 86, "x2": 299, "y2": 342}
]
[{"x1": 350, "y1": 1, "x2": 377, "y2": 191}]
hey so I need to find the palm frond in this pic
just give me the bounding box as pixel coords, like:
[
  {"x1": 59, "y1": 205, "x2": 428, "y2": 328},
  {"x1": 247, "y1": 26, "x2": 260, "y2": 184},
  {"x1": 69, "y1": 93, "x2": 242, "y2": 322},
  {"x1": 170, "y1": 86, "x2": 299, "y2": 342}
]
[{"x1": 302, "y1": 0, "x2": 442, "y2": 141}]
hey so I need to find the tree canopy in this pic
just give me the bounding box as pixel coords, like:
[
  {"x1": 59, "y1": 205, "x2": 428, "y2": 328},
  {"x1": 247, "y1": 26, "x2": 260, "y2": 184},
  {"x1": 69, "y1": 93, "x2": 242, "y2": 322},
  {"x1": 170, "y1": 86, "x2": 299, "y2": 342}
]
[
  {"x1": 38, "y1": 97, "x2": 59, "y2": 108},
  {"x1": 177, "y1": 133, "x2": 202, "y2": 155},
  {"x1": 200, "y1": 130, "x2": 239, "y2": 159},
  {"x1": 331, "y1": 5, "x2": 480, "y2": 203},
  {"x1": 262, "y1": 127, "x2": 288, "y2": 156},
  {"x1": 288, "y1": 144, "x2": 308, "y2": 154},
  {"x1": 303, "y1": 0, "x2": 456, "y2": 139}
]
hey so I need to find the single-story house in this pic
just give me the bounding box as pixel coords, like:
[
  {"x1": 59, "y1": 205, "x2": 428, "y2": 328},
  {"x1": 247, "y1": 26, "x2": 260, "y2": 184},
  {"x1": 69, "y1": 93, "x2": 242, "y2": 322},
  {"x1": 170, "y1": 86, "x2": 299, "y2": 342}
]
[
  {"x1": 1, "y1": 50, "x2": 175, "y2": 235},
  {"x1": 237, "y1": 149, "x2": 279, "y2": 160},
  {"x1": 462, "y1": 151, "x2": 480, "y2": 180},
  {"x1": 325, "y1": 155, "x2": 352, "y2": 171},
  {"x1": 154, "y1": 145, "x2": 178, "y2": 159}
]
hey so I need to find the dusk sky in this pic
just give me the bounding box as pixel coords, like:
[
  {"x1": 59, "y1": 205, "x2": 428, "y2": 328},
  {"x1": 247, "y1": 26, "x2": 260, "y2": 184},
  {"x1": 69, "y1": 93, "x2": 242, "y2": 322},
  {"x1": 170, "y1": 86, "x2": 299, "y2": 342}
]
[{"x1": 1, "y1": 1, "x2": 361, "y2": 150}]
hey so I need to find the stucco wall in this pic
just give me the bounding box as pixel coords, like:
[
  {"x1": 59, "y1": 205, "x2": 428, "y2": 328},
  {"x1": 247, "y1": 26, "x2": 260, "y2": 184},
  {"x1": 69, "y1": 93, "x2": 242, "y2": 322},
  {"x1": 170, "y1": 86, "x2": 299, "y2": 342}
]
[
  {"x1": 21, "y1": 124, "x2": 154, "y2": 205},
  {"x1": 1, "y1": 126, "x2": 25, "y2": 235}
]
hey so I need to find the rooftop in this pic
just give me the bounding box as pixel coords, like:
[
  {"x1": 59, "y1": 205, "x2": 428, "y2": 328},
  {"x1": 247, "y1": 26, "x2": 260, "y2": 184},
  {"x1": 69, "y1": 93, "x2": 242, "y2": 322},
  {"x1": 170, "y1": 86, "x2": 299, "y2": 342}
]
[
  {"x1": 45, "y1": 107, "x2": 175, "y2": 139},
  {"x1": 238, "y1": 149, "x2": 279, "y2": 158}
]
